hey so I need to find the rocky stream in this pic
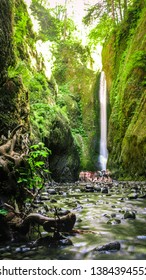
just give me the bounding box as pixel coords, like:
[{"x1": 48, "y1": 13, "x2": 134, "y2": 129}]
[{"x1": 0, "y1": 180, "x2": 146, "y2": 260}]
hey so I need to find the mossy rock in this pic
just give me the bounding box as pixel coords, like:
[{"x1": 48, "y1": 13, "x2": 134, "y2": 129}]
[
  {"x1": 45, "y1": 112, "x2": 80, "y2": 182},
  {"x1": 103, "y1": 5, "x2": 146, "y2": 180}
]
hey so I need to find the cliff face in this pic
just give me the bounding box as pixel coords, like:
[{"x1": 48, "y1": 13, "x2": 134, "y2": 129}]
[
  {"x1": 102, "y1": 3, "x2": 146, "y2": 179},
  {"x1": 0, "y1": 0, "x2": 29, "y2": 136}
]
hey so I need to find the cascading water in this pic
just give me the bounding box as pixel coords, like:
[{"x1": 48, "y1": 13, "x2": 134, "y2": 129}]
[{"x1": 99, "y1": 71, "x2": 108, "y2": 170}]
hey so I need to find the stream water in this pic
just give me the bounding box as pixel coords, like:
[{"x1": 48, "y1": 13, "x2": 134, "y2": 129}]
[{"x1": 0, "y1": 181, "x2": 146, "y2": 260}]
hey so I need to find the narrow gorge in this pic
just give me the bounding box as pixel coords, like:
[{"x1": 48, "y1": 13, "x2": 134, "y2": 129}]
[{"x1": 0, "y1": 0, "x2": 145, "y2": 260}]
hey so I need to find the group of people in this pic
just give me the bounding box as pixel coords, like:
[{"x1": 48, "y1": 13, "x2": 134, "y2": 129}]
[{"x1": 79, "y1": 170, "x2": 112, "y2": 183}]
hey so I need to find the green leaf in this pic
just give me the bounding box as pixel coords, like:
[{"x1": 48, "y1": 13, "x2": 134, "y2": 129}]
[
  {"x1": 35, "y1": 161, "x2": 45, "y2": 167},
  {"x1": 0, "y1": 209, "x2": 8, "y2": 216}
]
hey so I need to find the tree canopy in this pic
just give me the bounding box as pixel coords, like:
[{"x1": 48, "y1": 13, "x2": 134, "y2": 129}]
[{"x1": 83, "y1": 0, "x2": 145, "y2": 45}]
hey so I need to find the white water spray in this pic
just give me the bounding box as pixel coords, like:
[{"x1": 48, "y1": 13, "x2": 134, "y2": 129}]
[{"x1": 99, "y1": 71, "x2": 108, "y2": 170}]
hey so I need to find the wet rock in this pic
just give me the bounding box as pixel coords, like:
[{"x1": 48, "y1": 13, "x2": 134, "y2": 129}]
[
  {"x1": 101, "y1": 187, "x2": 108, "y2": 194},
  {"x1": 137, "y1": 235, "x2": 146, "y2": 240},
  {"x1": 41, "y1": 192, "x2": 49, "y2": 196},
  {"x1": 15, "y1": 247, "x2": 22, "y2": 253},
  {"x1": 127, "y1": 245, "x2": 135, "y2": 253},
  {"x1": 85, "y1": 188, "x2": 94, "y2": 192},
  {"x1": 111, "y1": 213, "x2": 116, "y2": 218},
  {"x1": 124, "y1": 211, "x2": 136, "y2": 219},
  {"x1": 73, "y1": 204, "x2": 83, "y2": 211},
  {"x1": 58, "y1": 191, "x2": 67, "y2": 196},
  {"x1": 34, "y1": 200, "x2": 44, "y2": 205},
  {"x1": 58, "y1": 238, "x2": 73, "y2": 246},
  {"x1": 107, "y1": 218, "x2": 121, "y2": 225},
  {"x1": 32, "y1": 203, "x2": 39, "y2": 209},
  {"x1": 128, "y1": 193, "x2": 138, "y2": 199},
  {"x1": 43, "y1": 204, "x2": 50, "y2": 212},
  {"x1": 139, "y1": 193, "x2": 146, "y2": 199},
  {"x1": 40, "y1": 196, "x2": 50, "y2": 201},
  {"x1": 34, "y1": 235, "x2": 73, "y2": 247},
  {"x1": 118, "y1": 197, "x2": 125, "y2": 201},
  {"x1": 50, "y1": 199, "x2": 57, "y2": 203},
  {"x1": 103, "y1": 213, "x2": 110, "y2": 218},
  {"x1": 15, "y1": 247, "x2": 31, "y2": 253},
  {"x1": 119, "y1": 209, "x2": 125, "y2": 214},
  {"x1": 77, "y1": 218, "x2": 82, "y2": 222},
  {"x1": 94, "y1": 185, "x2": 101, "y2": 192},
  {"x1": 94, "y1": 241, "x2": 121, "y2": 252},
  {"x1": 58, "y1": 209, "x2": 70, "y2": 216},
  {"x1": 47, "y1": 189, "x2": 57, "y2": 195},
  {"x1": 85, "y1": 184, "x2": 94, "y2": 192}
]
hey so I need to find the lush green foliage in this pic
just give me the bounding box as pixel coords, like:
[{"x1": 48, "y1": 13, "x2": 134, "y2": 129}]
[
  {"x1": 30, "y1": 0, "x2": 76, "y2": 42},
  {"x1": 83, "y1": 0, "x2": 145, "y2": 46},
  {"x1": 18, "y1": 142, "x2": 51, "y2": 192},
  {"x1": 7, "y1": 0, "x2": 99, "y2": 177},
  {"x1": 102, "y1": 3, "x2": 146, "y2": 179},
  {"x1": 14, "y1": 0, "x2": 35, "y2": 57}
]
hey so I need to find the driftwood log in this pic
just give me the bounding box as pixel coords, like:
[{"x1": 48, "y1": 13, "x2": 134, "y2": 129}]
[{"x1": 18, "y1": 212, "x2": 76, "y2": 235}]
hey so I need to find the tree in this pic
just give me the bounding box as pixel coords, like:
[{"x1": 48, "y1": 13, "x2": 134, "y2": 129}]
[{"x1": 83, "y1": 0, "x2": 136, "y2": 45}]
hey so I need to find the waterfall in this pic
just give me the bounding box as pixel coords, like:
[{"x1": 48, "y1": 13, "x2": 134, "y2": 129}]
[{"x1": 99, "y1": 71, "x2": 108, "y2": 170}]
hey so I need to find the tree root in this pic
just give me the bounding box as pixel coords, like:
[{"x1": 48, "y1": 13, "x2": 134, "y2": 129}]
[{"x1": 0, "y1": 124, "x2": 29, "y2": 199}]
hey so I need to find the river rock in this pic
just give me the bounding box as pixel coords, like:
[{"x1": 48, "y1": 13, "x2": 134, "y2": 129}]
[
  {"x1": 41, "y1": 192, "x2": 49, "y2": 196},
  {"x1": 107, "y1": 218, "x2": 121, "y2": 225},
  {"x1": 50, "y1": 198, "x2": 57, "y2": 203},
  {"x1": 94, "y1": 241, "x2": 121, "y2": 252},
  {"x1": 58, "y1": 209, "x2": 70, "y2": 216},
  {"x1": 43, "y1": 204, "x2": 50, "y2": 211},
  {"x1": 101, "y1": 187, "x2": 108, "y2": 194},
  {"x1": 58, "y1": 238, "x2": 73, "y2": 246},
  {"x1": 124, "y1": 211, "x2": 136, "y2": 219},
  {"x1": 111, "y1": 213, "x2": 116, "y2": 218},
  {"x1": 47, "y1": 189, "x2": 57, "y2": 195},
  {"x1": 40, "y1": 196, "x2": 50, "y2": 201},
  {"x1": 85, "y1": 185, "x2": 94, "y2": 192},
  {"x1": 86, "y1": 184, "x2": 93, "y2": 189},
  {"x1": 128, "y1": 193, "x2": 138, "y2": 199},
  {"x1": 94, "y1": 185, "x2": 101, "y2": 192},
  {"x1": 139, "y1": 193, "x2": 146, "y2": 199}
]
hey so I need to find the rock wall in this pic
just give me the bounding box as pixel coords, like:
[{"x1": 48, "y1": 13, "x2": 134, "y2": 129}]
[
  {"x1": 102, "y1": 2, "x2": 146, "y2": 179},
  {"x1": 46, "y1": 113, "x2": 80, "y2": 182},
  {"x1": 0, "y1": 0, "x2": 29, "y2": 136}
]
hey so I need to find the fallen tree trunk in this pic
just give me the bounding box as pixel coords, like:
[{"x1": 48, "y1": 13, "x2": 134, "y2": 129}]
[{"x1": 18, "y1": 212, "x2": 76, "y2": 235}]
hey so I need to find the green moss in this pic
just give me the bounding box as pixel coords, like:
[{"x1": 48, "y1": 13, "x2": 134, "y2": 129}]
[
  {"x1": 103, "y1": 5, "x2": 146, "y2": 179},
  {"x1": 0, "y1": 0, "x2": 14, "y2": 82}
]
